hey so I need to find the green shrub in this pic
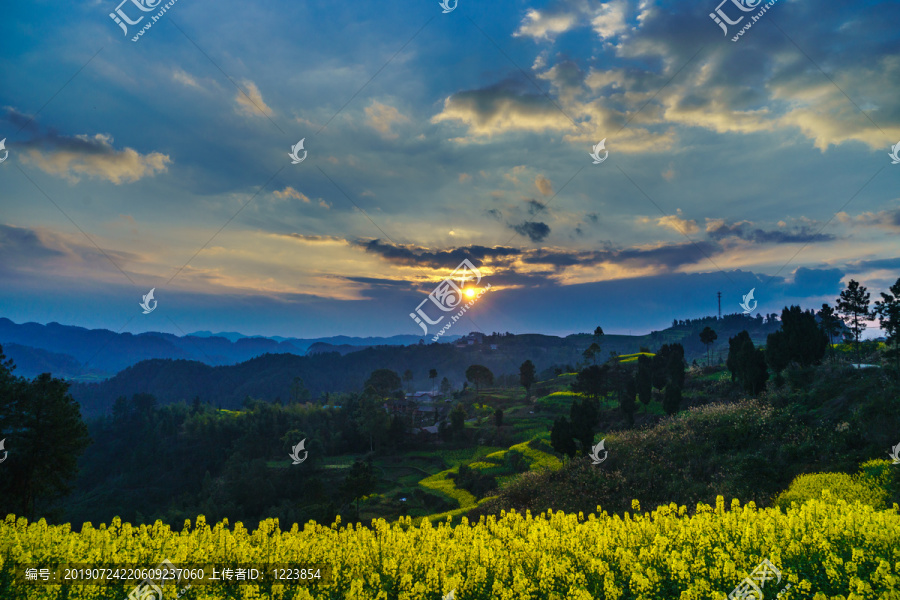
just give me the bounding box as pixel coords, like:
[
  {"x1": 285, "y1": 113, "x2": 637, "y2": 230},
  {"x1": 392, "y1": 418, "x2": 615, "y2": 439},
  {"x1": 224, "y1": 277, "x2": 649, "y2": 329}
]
[
  {"x1": 774, "y1": 470, "x2": 888, "y2": 511},
  {"x1": 448, "y1": 464, "x2": 497, "y2": 499},
  {"x1": 503, "y1": 449, "x2": 528, "y2": 473}
]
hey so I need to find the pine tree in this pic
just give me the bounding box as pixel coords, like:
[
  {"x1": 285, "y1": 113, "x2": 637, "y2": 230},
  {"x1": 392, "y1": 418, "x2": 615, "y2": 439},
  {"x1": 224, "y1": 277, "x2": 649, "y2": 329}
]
[
  {"x1": 550, "y1": 417, "x2": 577, "y2": 458},
  {"x1": 874, "y1": 278, "x2": 900, "y2": 372},
  {"x1": 837, "y1": 279, "x2": 874, "y2": 366},
  {"x1": 429, "y1": 369, "x2": 438, "y2": 394},
  {"x1": 636, "y1": 354, "x2": 653, "y2": 406},
  {"x1": 519, "y1": 360, "x2": 536, "y2": 397},
  {"x1": 727, "y1": 331, "x2": 769, "y2": 394},
  {"x1": 699, "y1": 326, "x2": 718, "y2": 367},
  {"x1": 766, "y1": 305, "x2": 828, "y2": 372},
  {"x1": 662, "y1": 384, "x2": 681, "y2": 416},
  {"x1": 620, "y1": 377, "x2": 637, "y2": 426}
]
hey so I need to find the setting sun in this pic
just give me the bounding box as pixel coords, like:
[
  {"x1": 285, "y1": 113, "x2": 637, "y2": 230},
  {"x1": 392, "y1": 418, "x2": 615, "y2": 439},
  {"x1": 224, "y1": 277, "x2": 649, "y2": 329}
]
[{"x1": 465, "y1": 287, "x2": 477, "y2": 298}]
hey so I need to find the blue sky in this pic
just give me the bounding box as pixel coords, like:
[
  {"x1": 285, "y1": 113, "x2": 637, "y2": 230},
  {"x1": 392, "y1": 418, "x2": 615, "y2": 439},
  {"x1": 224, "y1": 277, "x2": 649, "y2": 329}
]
[{"x1": 1, "y1": 0, "x2": 898, "y2": 339}]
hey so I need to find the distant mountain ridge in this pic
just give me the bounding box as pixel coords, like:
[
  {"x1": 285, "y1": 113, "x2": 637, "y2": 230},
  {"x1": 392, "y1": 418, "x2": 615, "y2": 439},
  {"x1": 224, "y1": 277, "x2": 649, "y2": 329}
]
[
  {"x1": 0, "y1": 317, "x2": 434, "y2": 379},
  {"x1": 1, "y1": 313, "x2": 787, "y2": 398},
  {"x1": 66, "y1": 314, "x2": 785, "y2": 419}
]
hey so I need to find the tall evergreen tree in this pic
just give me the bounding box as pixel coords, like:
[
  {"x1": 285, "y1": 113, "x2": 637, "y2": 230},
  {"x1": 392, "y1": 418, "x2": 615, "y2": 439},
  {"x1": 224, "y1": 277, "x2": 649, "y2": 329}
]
[
  {"x1": 650, "y1": 349, "x2": 669, "y2": 391},
  {"x1": 550, "y1": 417, "x2": 577, "y2": 458},
  {"x1": 874, "y1": 277, "x2": 900, "y2": 371},
  {"x1": 571, "y1": 365, "x2": 607, "y2": 400},
  {"x1": 620, "y1": 377, "x2": 637, "y2": 426},
  {"x1": 402, "y1": 369, "x2": 414, "y2": 393},
  {"x1": 569, "y1": 398, "x2": 599, "y2": 454},
  {"x1": 636, "y1": 355, "x2": 653, "y2": 406},
  {"x1": 765, "y1": 305, "x2": 828, "y2": 372},
  {"x1": 341, "y1": 459, "x2": 377, "y2": 521},
  {"x1": 519, "y1": 360, "x2": 536, "y2": 396},
  {"x1": 662, "y1": 383, "x2": 682, "y2": 416},
  {"x1": 727, "y1": 331, "x2": 768, "y2": 394},
  {"x1": 837, "y1": 279, "x2": 874, "y2": 366},
  {"x1": 699, "y1": 326, "x2": 718, "y2": 367},
  {"x1": 429, "y1": 369, "x2": 438, "y2": 394},
  {"x1": 666, "y1": 344, "x2": 686, "y2": 389}
]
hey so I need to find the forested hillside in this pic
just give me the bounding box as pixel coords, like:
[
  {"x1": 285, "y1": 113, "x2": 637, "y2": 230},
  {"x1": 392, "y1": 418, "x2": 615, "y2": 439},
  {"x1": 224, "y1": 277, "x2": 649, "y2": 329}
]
[{"x1": 68, "y1": 316, "x2": 782, "y2": 417}]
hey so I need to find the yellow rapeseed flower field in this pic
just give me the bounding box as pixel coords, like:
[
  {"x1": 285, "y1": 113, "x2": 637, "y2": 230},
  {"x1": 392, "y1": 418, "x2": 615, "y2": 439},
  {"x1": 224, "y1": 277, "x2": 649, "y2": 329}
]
[{"x1": 2, "y1": 492, "x2": 898, "y2": 599}]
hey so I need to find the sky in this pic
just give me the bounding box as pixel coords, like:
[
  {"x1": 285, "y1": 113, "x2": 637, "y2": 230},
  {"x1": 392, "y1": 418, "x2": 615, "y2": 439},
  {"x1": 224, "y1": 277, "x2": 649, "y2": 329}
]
[{"x1": 1, "y1": 0, "x2": 898, "y2": 339}]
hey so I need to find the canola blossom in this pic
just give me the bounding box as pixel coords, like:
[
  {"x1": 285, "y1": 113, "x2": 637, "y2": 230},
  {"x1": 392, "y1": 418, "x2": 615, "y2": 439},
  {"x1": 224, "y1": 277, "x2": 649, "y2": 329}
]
[{"x1": 2, "y1": 493, "x2": 899, "y2": 599}]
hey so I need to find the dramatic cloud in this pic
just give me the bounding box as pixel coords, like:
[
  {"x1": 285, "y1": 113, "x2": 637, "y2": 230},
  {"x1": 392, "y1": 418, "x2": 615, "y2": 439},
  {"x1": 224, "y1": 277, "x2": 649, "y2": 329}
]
[
  {"x1": 3, "y1": 0, "x2": 899, "y2": 338},
  {"x1": 512, "y1": 221, "x2": 552, "y2": 243},
  {"x1": 522, "y1": 239, "x2": 721, "y2": 272},
  {"x1": 705, "y1": 220, "x2": 835, "y2": 244},
  {"x1": 357, "y1": 239, "x2": 522, "y2": 270},
  {"x1": 788, "y1": 267, "x2": 844, "y2": 296},
  {"x1": 21, "y1": 132, "x2": 170, "y2": 184},
  {"x1": 431, "y1": 81, "x2": 574, "y2": 138}
]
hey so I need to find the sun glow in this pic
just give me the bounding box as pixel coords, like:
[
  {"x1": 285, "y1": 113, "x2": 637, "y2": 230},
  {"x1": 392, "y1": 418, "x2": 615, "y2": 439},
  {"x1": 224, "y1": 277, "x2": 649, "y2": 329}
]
[{"x1": 465, "y1": 287, "x2": 477, "y2": 298}]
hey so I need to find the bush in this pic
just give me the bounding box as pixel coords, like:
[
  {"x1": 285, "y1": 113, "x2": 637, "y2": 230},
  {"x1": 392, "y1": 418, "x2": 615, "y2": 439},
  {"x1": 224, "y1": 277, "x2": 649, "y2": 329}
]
[
  {"x1": 503, "y1": 449, "x2": 528, "y2": 473},
  {"x1": 774, "y1": 469, "x2": 889, "y2": 511},
  {"x1": 450, "y1": 464, "x2": 497, "y2": 499}
]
